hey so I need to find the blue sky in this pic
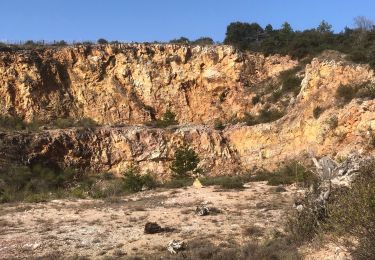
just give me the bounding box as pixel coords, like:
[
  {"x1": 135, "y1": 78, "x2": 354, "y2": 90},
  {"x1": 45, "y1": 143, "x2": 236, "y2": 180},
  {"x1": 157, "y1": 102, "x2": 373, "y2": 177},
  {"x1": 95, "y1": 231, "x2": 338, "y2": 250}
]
[{"x1": 1, "y1": 0, "x2": 375, "y2": 43}]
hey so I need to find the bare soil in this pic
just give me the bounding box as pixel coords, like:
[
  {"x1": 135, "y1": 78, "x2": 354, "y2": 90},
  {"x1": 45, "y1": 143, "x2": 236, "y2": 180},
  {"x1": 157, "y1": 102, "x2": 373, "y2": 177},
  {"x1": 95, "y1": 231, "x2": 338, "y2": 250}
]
[{"x1": 0, "y1": 181, "x2": 349, "y2": 259}]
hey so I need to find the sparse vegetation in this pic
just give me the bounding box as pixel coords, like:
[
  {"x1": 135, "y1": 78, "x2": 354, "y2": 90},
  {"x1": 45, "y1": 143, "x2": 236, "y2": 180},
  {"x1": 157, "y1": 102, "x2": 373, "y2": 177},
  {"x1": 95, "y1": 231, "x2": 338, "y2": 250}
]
[
  {"x1": 122, "y1": 166, "x2": 158, "y2": 193},
  {"x1": 0, "y1": 163, "x2": 160, "y2": 203},
  {"x1": 151, "y1": 237, "x2": 300, "y2": 259},
  {"x1": 336, "y1": 82, "x2": 375, "y2": 104},
  {"x1": 0, "y1": 115, "x2": 98, "y2": 131},
  {"x1": 213, "y1": 119, "x2": 225, "y2": 130},
  {"x1": 251, "y1": 161, "x2": 318, "y2": 187},
  {"x1": 0, "y1": 115, "x2": 28, "y2": 130},
  {"x1": 313, "y1": 106, "x2": 324, "y2": 119},
  {"x1": 252, "y1": 95, "x2": 261, "y2": 105},
  {"x1": 200, "y1": 175, "x2": 248, "y2": 189},
  {"x1": 326, "y1": 162, "x2": 375, "y2": 258},
  {"x1": 326, "y1": 115, "x2": 338, "y2": 129},
  {"x1": 257, "y1": 107, "x2": 284, "y2": 123},
  {"x1": 0, "y1": 164, "x2": 82, "y2": 203},
  {"x1": 336, "y1": 84, "x2": 357, "y2": 103},
  {"x1": 286, "y1": 161, "x2": 375, "y2": 258},
  {"x1": 279, "y1": 67, "x2": 303, "y2": 94},
  {"x1": 147, "y1": 110, "x2": 178, "y2": 128}
]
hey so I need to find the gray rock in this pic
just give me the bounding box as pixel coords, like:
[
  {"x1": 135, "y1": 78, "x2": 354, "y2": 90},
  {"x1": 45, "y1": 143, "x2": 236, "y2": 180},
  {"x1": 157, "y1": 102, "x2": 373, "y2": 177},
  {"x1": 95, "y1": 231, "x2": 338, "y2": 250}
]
[{"x1": 167, "y1": 240, "x2": 185, "y2": 254}]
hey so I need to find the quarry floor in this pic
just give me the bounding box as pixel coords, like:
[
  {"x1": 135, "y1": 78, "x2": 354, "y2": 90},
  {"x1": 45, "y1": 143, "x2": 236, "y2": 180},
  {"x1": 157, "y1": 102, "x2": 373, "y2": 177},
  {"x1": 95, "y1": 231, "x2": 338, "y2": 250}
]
[{"x1": 0, "y1": 182, "x2": 350, "y2": 259}]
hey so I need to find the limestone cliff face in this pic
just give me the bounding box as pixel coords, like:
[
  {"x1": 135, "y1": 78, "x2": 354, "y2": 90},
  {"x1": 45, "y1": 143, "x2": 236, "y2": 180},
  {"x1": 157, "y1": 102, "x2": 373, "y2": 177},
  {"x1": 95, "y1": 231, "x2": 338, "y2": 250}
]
[
  {"x1": 226, "y1": 56, "x2": 375, "y2": 170},
  {"x1": 0, "y1": 125, "x2": 238, "y2": 177},
  {"x1": 0, "y1": 44, "x2": 296, "y2": 124},
  {"x1": 1, "y1": 47, "x2": 374, "y2": 177}
]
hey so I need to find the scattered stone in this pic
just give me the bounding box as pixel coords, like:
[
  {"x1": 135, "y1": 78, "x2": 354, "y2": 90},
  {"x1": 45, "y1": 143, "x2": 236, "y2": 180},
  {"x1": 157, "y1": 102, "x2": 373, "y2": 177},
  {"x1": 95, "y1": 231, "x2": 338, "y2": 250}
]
[
  {"x1": 112, "y1": 249, "x2": 126, "y2": 257},
  {"x1": 167, "y1": 240, "x2": 185, "y2": 254},
  {"x1": 144, "y1": 222, "x2": 175, "y2": 234},
  {"x1": 195, "y1": 202, "x2": 222, "y2": 216},
  {"x1": 144, "y1": 222, "x2": 163, "y2": 234},
  {"x1": 195, "y1": 205, "x2": 210, "y2": 216}
]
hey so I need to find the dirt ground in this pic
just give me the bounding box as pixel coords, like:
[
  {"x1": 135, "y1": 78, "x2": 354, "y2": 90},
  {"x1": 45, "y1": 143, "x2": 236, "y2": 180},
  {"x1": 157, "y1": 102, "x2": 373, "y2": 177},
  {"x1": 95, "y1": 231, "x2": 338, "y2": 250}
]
[{"x1": 0, "y1": 181, "x2": 350, "y2": 259}]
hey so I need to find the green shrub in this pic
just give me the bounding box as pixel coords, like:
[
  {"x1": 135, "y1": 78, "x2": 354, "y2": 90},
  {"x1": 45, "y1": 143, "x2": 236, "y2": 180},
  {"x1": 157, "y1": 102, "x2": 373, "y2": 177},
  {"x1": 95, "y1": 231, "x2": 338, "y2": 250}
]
[
  {"x1": 243, "y1": 113, "x2": 257, "y2": 126},
  {"x1": 76, "y1": 118, "x2": 98, "y2": 128},
  {"x1": 251, "y1": 162, "x2": 318, "y2": 187},
  {"x1": 162, "y1": 178, "x2": 194, "y2": 188},
  {"x1": 122, "y1": 166, "x2": 158, "y2": 193},
  {"x1": 258, "y1": 107, "x2": 284, "y2": 123},
  {"x1": 279, "y1": 69, "x2": 302, "y2": 93},
  {"x1": 51, "y1": 117, "x2": 98, "y2": 129},
  {"x1": 161, "y1": 110, "x2": 177, "y2": 125},
  {"x1": 326, "y1": 115, "x2": 338, "y2": 129},
  {"x1": 214, "y1": 119, "x2": 225, "y2": 130},
  {"x1": 191, "y1": 37, "x2": 214, "y2": 45},
  {"x1": 336, "y1": 84, "x2": 356, "y2": 102},
  {"x1": 149, "y1": 110, "x2": 178, "y2": 128},
  {"x1": 170, "y1": 146, "x2": 199, "y2": 178},
  {"x1": 313, "y1": 106, "x2": 324, "y2": 119},
  {"x1": 0, "y1": 164, "x2": 81, "y2": 203},
  {"x1": 252, "y1": 95, "x2": 261, "y2": 105},
  {"x1": 287, "y1": 196, "x2": 322, "y2": 243},
  {"x1": 356, "y1": 82, "x2": 375, "y2": 99},
  {"x1": 169, "y1": 37, "x2": 190, "y2": 45},
  {"x1": 89, "y1": 180, "x2": 125, "y2": 199},
  {"x1": 0, "y1": 115, "x2": 26, "y2": 130},
  {"x1": 288, "y1": 161, "x2": 375, "y2": 258},
  {"x1": 53, "y1": 117, "x2": 75, "y2": 128},
  {"x1": 327, "y1": 161, "x2": 375, "y2": 258},
  {"x1": 201, "y1": 175, "x2": 245, "y2": 189}
]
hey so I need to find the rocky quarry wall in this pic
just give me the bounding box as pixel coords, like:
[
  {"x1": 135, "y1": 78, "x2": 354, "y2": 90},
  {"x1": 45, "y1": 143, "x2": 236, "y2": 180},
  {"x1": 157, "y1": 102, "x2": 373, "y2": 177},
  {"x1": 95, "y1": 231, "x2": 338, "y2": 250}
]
[{"x1": 0, "y1": 45, "x2": 374, "y2": 177}]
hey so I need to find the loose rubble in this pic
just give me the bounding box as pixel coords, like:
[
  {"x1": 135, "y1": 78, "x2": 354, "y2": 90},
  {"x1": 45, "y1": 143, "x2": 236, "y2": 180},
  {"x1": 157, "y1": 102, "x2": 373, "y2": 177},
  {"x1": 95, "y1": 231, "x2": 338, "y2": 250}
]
[{"x1": 167, "y1": 240, "x2": 185, "y2": 254}]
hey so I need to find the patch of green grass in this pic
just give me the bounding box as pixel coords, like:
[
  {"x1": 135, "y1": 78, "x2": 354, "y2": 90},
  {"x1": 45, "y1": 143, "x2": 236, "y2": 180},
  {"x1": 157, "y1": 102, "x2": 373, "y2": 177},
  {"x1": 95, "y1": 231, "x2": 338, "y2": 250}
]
[
  {"x1": 0, "y1": 115, "x2": 28, "y2": 131},
  {"x1": 200, "y1": 175, "x2": 248, "y2": 189},
  {"x1": 250, "y1": 162, "x2": 318, "y2": 187},
  {"x1": 0, "y1": 164, "x2": 159, "y2": 203},
  {"x1": 161, "y1": 178, "x2": 194, "y2": 189},
  {"x1": 52, "y1": 117, "x2": 98, "y2": 129}
]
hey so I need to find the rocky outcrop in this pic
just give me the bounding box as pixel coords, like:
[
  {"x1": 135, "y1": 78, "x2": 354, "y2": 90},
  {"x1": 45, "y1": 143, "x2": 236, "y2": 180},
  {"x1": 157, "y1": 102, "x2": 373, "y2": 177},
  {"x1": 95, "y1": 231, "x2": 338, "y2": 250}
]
[
  {"x1": 226, "y1": 56, "x2": 375, "y2": 170},
  {"x1": 1, "y1": 47, "x2": 374, "y2": 177},
  {"x1": 0, "y1": 44, "x2": 296, "y2": 124},
  {"x1": 0, "y1": 125, "x2": 238, "y2": 177}
]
